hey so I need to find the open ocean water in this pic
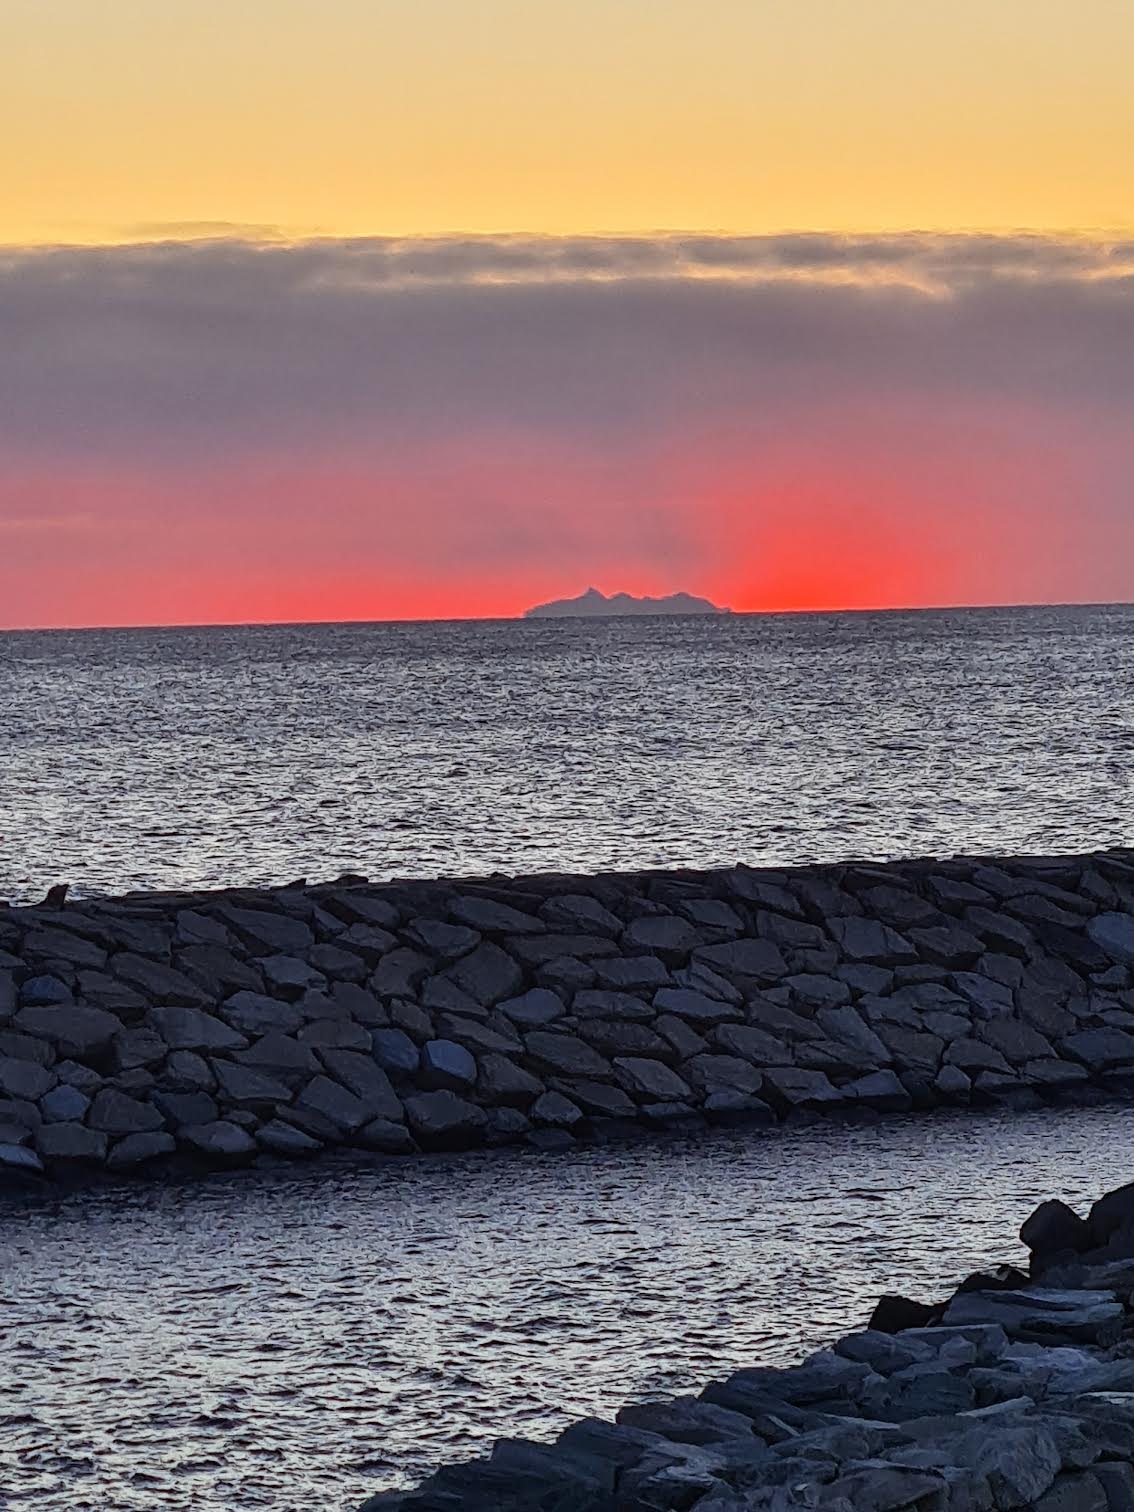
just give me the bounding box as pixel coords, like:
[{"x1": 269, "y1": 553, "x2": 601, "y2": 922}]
[
  {"x1": 3, "y1": 603, "x2": 1134, "y2": 1511},
  {"x1": 2, "y1": 603, "x2": 1133, "y2": 904},
  {"x1": 4, "y1": 1108, "x2": 1134, "y2": 1512}
]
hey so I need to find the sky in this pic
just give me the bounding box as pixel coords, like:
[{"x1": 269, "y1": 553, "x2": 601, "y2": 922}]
[{"x1": 2, "y1": 1, "x2": 1132, "y2": 627}]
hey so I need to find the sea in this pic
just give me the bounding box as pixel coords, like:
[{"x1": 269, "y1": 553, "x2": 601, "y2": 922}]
[
  {"x1": 3, "y1": 603, "x2": 1134, "y2": 1510},
  {"x1": 2, "y1": 603, "x2": 1133, "y2": 904}
]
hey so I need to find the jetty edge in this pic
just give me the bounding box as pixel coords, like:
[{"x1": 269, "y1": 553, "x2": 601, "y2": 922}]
[
  {"x1": 4, "y1": 847, "x2": 1134, "y2": 1184},
  {"x1": 356, "y1": 1180, "x2": 1134, "y2": 1511}
]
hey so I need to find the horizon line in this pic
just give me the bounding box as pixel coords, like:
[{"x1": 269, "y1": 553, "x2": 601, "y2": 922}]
[{"x1": 2, "y1": 596, "x2": 1131, "y2": 637}]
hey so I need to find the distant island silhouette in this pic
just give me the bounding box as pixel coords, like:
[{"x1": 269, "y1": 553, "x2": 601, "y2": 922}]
[{"x1": 524, "y1": 586, "x2": 729, "y2": 619}]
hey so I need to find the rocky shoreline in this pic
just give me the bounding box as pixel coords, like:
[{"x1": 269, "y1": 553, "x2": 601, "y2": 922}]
[
  {"x1": 4, "y1": 848, "x2": 1134, "y2": 1183},
  {"x1": 361, "y1": 1181, "x2": 1134, "y2": 1510}
]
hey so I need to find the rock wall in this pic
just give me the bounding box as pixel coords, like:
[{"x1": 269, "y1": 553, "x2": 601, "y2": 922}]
[
  {"x1": 3, "y1": 848, "x2": 1134, "y2": 1181},
  {"x1": 359, "y1": 1182, "x2": 1134, "y2": 1510}
]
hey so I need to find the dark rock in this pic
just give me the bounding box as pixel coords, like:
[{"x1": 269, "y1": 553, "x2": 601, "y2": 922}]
[
  {"x1": 653, "y1": 988, "x2": 739, "y2": 1026},
  {"x1": 369, "y1": 1028, "x2": 422, "y2": 1077},
  {"x1": 443, "y1": 942, "x2": 524, "y2": 1005},
  {"x1": 39, "y1": 1083, "x2": 91, "y2": 1122},
  {"x1": 524, "y1": 1032, "x2": 613, "y2": 1080},
  {"x1": 222, "y1": 991, "x2": 303, "y2": 1038},
  {"x1": 0, "y1": 1057, "x2": 56, "y2": 1102},
  {"x1": 693, "y1": 939, "x2": 788, "y2": 982},
  {"x1": 181, "y1": 1120, "x2": 258, "y2": 1162},
  {"x1": 1021, "y1": 1200, "x2": 1092, "y2": 1260},
  {"x1": 106, "y1": 1131, "x2": 176, "y2": 1170},
  {"x1": 218, "y1": 906, "x2": 314, "y2": 956},
  {"x1": 14, "y1": 1003, "x2": 122, "y2": 1059},
  {"x1": 683, "y1": 1054, "x2": 763, "y2": 1096},
  {"x1": 498, "y1": 988, "x2": 565, "y2": 1027},
  {"x1": 371, "y1": 948, "x2": 432, "y2": 998},
  {"x1": 613, "y1": 1057, "x2": 693, "y2": 1102},
  {"x1": 20, "y1": 975, "x2": 73, "y2": 1006},
  {"x1": 868, "y1": 1294, "x2": 942, "y2": 1333},
  {"x1": 574, "y1": 989, "x2": 656, "y2": 1022},
  {"x1": 592, "y1": 956, "x2": 670, "y2": 992},
  {"x1": 420, "y1": 1039, "x2": 477, "y2": 1092},
  {"x1": 403, "y1": 1090, "x2": 488, "y2": 1147},
  {"x1": 152, "y1": 1006, "x2": 246, "y2": 1053},
  {"x1": 256, "y1": 1119, "x2": 322, "y2": 1157},
  {"x1": 88, "y1": 1088, "x2": 164, "y2": 1135},
  {"x1": 449, "y1": 895, "x2": 544, "y2": 934},
  {"x1": 531, "y1": 1091, "x2": 583, "y2": 1128},
  {"x1": 35, "y1": 1122, "x2": 108, "y2": 1163}
]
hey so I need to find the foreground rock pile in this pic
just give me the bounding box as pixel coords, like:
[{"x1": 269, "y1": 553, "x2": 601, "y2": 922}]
[
  {"x1": 361, "y1": 1183, "x2": 1134, "y2": 1510},
  {"x1": 4, "y1": 848, "x2": 1134, "y2": 1180}
]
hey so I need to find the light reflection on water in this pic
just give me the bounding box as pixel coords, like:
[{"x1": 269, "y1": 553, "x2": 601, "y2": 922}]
[
  {"x1": 2, "y1": 603, "x2": 1133, "y2": 902},
  {"x1": 1, "y1": 1105, "x2": 1132, "y2": 1511}
]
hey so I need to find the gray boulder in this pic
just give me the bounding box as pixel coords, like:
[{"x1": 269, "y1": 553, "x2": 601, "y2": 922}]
[
  {"x1": 357, "y1": 1118, "x2": 417, "y2": 1154},
  {"x1": 14, "y1": 1003, "x2": 121, "y2": 1059},
  {"x1": 557, "y1": 1079, "x2": 637, "y2": 1119},
  {"x1": 693, "y1": 939, "x2": 788, "y2": 982},
  {"x1": 218, "y1": 906, "x2": 314, "y2": 956},
  {"x1": 1086, "y1": 912, "x2": 1134, "y2": 965},
  {"x1": 653, "y1": 987, "x2": 740, "y2": 1026},
  {"x1": 35, "y1": 1122, "x2": 108, "y2": 1163},
  {"x1": 683, "y1": 1054, "x2": 763, "y2": 1096},
  {"x1": 1063, "y1": 1027, "x2": 1134, "y2": 1071},
  {"x1": 152, "y1": 1006, "x2": 247, "y2": 1053},
  {"x1": 498, "y1": 989, "x2": 565, "y2": 1027},
  {"x1": 443, "y1": 942, "x2": 524, "y2": 1006},
  {"x1": 320, "y1": 1049, "x2": 403, "y2": 1120},
  {"x1": 403, "y1": 1090, "x2": 488, "y2": 1146},
  {"x1": 540, "y1": 894, "x2": 623, "y2": 937},
  {"x1": 592, "y1": 956, "x2": 670, "y2": 992},
  {"x1": 449, "y1": 895, "x2": 544, "y2": 934},
  {"x1": 761, "y1": 1068, "x2": 845, "y2": 1109},
  {"x1": 39, "y1": 1084, "x2": 92, "y2": 1123},
  {"x1": 106, "y1": 1131, "x2": 176, "y2": 1170},
  {"x1": 222, "y1": 991, "x2": 303, "y2": 1037},
  {"x1": 111, "y1": 953, "x2": 209, "y2": 1006},
  {"x1": 88, "y1": 1089, "x2": 164, "y2": 1135},
  {"x1": 404, "y1": 918, "x2": 481, "y2": 959},
  {"x1": 524, "y1": 1032, "x2": 613, "y2": 1079},
  {"x1": 0, "y1": 1057, "x2": 56, "y2": 1102},
  {"x1": 829, "y1": 917, "x2": 917, "y2": 964},
  {"x1": 261, "y1": 954, "x2": 326, "y2": 998},
  {"x1": 294, "y1": 1075, "x2": 374, "y2": 1134},
  {"x1": 0, "y1": 1143, "x2": 44, "y2": 1174},
  {"x1": 212, "y1": 1061, "x2": 292, "y2": 1109},
  {"x1": 370, "y1": 1027, "x2": 420, "y2": 1076},
  {"x1": 256, "y1": 1119, "x2": 323, "y2": 1157},
  {"x1": 622, "y1": 915, "x2": 700, "y2": 960},
  {"x1": 614, "y1": 1057, "x2": 693, "y2": 1102},
  {"x1": 152, "y1": 1089, "x2": 220, "y2": 1126},
  {"x1": 233, "y1": 1032, "x2": 319, "y2": 1084},
  {"x1": 181, "y1": 1120, "x2": 258, "y2": 1161},
  {"x1": 421, "y1": 1039, "x2": 477, "y2": 1091},
  {"x1": 477, "y1": 1053, "x2": 544, "y2": 1107},
  {"x1": 531, "y1": 1091, "x2": 583, "y2": 1128}
]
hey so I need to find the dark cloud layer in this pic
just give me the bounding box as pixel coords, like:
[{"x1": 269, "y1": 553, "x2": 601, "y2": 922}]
[{"x1": 1, "y1": 232, "x2": 1131, "y2": 463}]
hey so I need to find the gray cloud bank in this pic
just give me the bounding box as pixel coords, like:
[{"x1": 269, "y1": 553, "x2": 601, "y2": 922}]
[{"x1": 0, "y1": 232, "x2": 1131, "y2": 463}]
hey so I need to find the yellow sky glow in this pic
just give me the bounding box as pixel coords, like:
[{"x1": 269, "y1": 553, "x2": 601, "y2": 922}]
[{"x1": 4, "y1": 0, "x2": 1132, "y2": 244}]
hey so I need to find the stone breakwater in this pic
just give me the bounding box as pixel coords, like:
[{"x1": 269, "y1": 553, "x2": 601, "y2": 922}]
[
  {"x1": 4, "y1": 848, "x2": 1134, "y2": 1181},
  {"x1": 360, "y1": 1182, "x2": 1134, "y2": 1511}
]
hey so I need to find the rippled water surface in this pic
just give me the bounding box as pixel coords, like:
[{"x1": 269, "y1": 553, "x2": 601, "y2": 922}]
[
  {"x1": 2, "y1": 604, "x2": 1134, "y2": 902},
  {"x1": 2, "y1": 1107, "x2": 1134, "y2": 1510}
]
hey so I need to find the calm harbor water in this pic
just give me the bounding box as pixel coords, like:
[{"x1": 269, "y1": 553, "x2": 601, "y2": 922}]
[
  {"x1": 2, "y1": 1106, "x2": 1133, "y2": 1511},
  {"x1": 2, "y1": 603, "x2": 1133, "y2": 904}
]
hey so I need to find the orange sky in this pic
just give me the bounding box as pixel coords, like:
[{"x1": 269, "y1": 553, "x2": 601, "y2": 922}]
[
  {"x1": 5, "y1": 0, "x2": 1133, "y2": 245},
  {"x1": 1, "y1": 4, "x2": 1132, "y2": 626}
]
